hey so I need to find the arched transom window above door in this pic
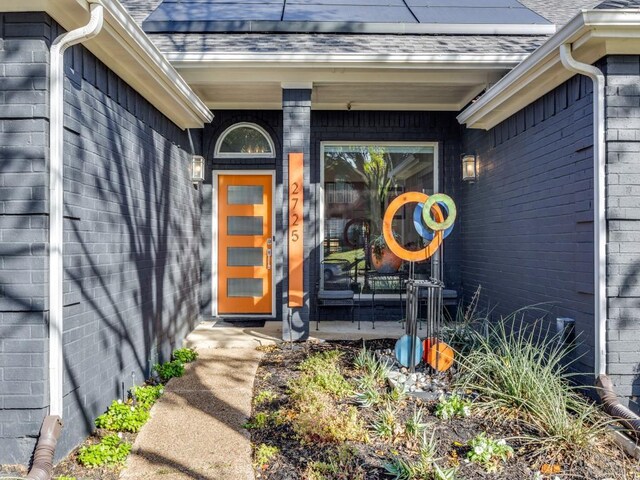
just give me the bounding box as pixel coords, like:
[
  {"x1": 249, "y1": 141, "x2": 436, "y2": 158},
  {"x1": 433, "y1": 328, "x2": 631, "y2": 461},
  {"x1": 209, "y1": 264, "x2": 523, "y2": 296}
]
[{"x1": 214, "y1": 123, "x2": 275, "y2": 158}]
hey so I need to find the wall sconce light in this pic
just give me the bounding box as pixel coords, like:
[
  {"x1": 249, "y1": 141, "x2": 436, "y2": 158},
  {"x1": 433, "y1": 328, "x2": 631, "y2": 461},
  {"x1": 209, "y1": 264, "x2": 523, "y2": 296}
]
[
  {"x1": 461, "y1": 154, "x2": 477, "y2": 182},
  {"x1": 191, "y1": 155, "x2": 205, "y2": 183}
]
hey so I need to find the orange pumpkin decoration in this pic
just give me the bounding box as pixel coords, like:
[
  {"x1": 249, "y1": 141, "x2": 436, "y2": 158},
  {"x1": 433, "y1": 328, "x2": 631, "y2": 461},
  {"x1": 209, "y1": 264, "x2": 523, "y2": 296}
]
[{"x1": 424, "y1": 340, "x2": 454, "y2": 372}]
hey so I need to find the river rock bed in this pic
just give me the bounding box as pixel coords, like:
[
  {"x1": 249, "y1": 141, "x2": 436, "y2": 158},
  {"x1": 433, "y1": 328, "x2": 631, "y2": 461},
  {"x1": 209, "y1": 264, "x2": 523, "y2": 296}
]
[{"x1": 374, "y1": 348, "x2": 452, "y2": 401}]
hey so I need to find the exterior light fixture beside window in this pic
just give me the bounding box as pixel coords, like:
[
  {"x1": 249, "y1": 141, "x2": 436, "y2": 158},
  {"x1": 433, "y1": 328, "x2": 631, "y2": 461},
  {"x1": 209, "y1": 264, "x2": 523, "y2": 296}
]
[
  {"x1": 191, "y1": 155, "x2": 205, "y2": 183},
  {"x1": 461, "y1": 154, "x2": 477, "y2": 182}
]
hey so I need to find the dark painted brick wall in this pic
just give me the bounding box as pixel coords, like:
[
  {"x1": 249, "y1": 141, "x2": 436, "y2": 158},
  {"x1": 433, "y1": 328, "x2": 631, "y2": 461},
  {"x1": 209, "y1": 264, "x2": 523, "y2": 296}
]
[
  {"x1": 0, "y1": 13, "x2": 200, "y2": 464},
  {"x1": 604, "y1": 55, "x2": 640, "y2": 412},
  {"x1": 462, "y1": 74, "x2": 596, "y2": 375},
  {"x1": 0, "y1": 12, "x2": 52, "y2": 464},
  {"x1": 200, "y1": 110, "x2": 463, "y2": 327}
]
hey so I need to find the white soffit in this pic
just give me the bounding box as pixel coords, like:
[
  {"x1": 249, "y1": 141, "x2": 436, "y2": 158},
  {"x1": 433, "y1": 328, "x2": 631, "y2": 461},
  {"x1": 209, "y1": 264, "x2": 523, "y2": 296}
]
[
  {"x1": 168, "y1": 52, "x2": 527, "y2": 111},
  {"x1": 458, "y1": 9, "x2": 640, "y2": 130},
  {"x1": 2, "y1": 0, "x2": 212, "y2": 128}
]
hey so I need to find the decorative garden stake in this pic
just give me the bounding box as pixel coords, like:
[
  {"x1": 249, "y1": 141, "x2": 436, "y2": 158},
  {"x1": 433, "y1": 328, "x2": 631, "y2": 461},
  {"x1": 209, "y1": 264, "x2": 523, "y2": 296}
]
[{"x1": 383, "y1": 192, "x2": 457, "y2": 373}]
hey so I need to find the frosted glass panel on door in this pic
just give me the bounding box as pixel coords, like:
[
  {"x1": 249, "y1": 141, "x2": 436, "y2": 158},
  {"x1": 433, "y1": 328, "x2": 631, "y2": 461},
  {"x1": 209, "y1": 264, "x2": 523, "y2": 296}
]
[
  {"x1": 228, "y1": 185, "x2": 264, "y2": 205},
  {"x1": 228, "y1": 216, "x2": 263, "y2": 235},
  {"x1": 228, "y1": 247, "x2": 263, "y2": 267},
  {"x1": 228, "y1": 278, "x2": 263, "y2": 297}
]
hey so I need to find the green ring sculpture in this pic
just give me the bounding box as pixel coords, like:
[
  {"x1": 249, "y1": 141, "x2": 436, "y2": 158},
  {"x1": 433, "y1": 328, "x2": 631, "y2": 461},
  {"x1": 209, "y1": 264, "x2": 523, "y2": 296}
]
[{"x1": 422, "y1": 193, "x2": 457, "y2": 231}]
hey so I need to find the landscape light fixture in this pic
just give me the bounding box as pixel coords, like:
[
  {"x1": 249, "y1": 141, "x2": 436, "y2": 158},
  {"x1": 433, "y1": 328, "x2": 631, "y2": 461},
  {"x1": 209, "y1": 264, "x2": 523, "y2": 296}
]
[
  {"x1": 191, "y1": 155, "x2": 205, "y2": 183},
  {"x1": 461, "y1": 154, "x2": 477, "y2": 182}
]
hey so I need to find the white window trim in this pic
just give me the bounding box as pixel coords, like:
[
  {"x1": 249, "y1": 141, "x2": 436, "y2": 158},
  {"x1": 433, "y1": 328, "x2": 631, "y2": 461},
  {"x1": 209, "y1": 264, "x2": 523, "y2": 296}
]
[
  {"x1": 214, "y1": 122, "x2": 276, "y2": 158},
  {"x1": 319, "y1": 141, "x2": 439, "y2": 289}
]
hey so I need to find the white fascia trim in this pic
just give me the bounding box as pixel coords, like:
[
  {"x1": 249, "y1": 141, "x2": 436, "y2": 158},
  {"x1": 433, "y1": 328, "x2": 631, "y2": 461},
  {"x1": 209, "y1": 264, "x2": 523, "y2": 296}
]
[
  {"x1": 168, "y1": 52, "x2": 531, "y2": 69},
  {"x1": 97, "y1": 0, "x2": 212, "y2": 126},
  {"x1": 458, "y1": 9, "x2": 640, "y2": 129},
  {"x1": 3, "y1": 0, "x2": 212, "y2": 128}
]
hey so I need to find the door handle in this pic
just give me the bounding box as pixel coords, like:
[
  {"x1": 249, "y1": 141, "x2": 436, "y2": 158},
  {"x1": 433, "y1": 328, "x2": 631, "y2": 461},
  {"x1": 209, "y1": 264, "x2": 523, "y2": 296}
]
[{"x1": 267, "y1": 248, "x2": 272, "y2": 270}]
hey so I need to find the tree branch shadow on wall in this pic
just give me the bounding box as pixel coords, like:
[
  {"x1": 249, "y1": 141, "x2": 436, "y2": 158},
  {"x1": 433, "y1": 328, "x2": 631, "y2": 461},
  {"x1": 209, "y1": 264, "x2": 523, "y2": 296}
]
[
  {"x1": 618, "y1": 259, "x2": 640, "y2": 414},
  {"x1": 58, "y1": 74, "x2": 200, "y2": 446}
]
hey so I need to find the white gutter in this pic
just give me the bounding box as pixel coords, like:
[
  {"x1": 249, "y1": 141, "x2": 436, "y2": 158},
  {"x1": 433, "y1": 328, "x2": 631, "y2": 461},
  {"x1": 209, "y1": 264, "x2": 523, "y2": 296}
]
[
  {"x1": 559, "y1": 44, "x2": 607, "y2": 378},
  {"x1": 49, "y1": 1, "x2": 104, "y2": 418},
  {"x1": 458, "y1": 9, "x2": 640, "y2": 129}
]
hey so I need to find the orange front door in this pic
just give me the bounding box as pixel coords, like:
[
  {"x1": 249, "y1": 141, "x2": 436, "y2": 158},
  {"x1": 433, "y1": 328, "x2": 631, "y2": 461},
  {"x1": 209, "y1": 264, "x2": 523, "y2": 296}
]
[{"x1": 217, "y1": 174, "x2": 273, "y2": 315}]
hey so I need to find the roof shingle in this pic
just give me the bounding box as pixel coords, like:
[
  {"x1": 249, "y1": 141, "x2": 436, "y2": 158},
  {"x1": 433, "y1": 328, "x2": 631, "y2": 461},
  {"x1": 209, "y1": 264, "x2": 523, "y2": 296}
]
[{"x1": 149, "y1": 32, "x2": 547, "y2": 55}]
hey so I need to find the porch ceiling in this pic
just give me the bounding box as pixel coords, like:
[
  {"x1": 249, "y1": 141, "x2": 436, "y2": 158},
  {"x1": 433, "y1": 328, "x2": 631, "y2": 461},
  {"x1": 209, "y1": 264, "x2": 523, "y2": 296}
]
[{"x1": 170, "y1": 56, "x2": 526, "y2": 111}]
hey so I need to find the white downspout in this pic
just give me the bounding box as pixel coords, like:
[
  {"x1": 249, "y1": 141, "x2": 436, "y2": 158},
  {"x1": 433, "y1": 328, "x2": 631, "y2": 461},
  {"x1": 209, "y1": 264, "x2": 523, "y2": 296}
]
[
  {"x1": 49, "y1": 2, "x2": 104, "y2": 417},
  {"x1": 559, "y1": 43, "x2": 607, "y2": 377}
]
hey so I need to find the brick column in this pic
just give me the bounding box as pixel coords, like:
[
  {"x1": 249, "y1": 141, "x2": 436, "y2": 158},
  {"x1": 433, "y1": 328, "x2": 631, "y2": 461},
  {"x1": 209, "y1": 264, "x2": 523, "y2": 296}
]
[
  {"x1": 604, "y1": 55, "x2": 640, "y2": 412},
  {"x1": 282, "y1": 86, "x2": 312, "y2": 341}
]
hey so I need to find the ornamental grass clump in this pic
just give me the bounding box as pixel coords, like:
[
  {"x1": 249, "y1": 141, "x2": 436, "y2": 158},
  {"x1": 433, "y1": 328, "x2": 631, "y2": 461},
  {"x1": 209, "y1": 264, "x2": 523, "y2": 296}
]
[{"x1": 455, "y1": 313, "x2": 607, "y2": 456}]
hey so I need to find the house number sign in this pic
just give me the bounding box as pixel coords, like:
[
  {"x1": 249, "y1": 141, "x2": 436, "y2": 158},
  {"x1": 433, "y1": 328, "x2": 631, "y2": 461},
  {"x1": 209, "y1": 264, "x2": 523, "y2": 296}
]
[{"x1": 288, "y1": 153, "x2": 304, "y2": 307}]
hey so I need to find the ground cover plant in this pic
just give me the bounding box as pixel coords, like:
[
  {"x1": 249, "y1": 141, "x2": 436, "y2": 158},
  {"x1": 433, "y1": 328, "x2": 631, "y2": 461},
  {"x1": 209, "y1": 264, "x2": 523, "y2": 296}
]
[
  {"x1": 248, "y1": 338, "x2": 640, "y2": 479},
  {"x1": 95, "y1": 400, "x2": 150, "y2": 433},
  {"x1": 49, "y1": 346, "x2": 199, "y2": 479},
  {"x1": 76, "y1": 434, "x2": 132, "y2": 468}
]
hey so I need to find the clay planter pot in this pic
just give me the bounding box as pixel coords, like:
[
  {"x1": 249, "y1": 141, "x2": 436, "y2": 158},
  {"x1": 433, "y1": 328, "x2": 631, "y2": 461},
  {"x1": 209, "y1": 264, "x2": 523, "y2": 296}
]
[{"x1": 371, "y1": 246, "x2": 402, "y2": 273}]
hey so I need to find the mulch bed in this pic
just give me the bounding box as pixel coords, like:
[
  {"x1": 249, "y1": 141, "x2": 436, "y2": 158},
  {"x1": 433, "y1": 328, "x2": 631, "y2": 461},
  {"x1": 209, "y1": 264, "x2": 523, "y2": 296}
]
[{"x1": 249, "y1": 339, "x2": 640, "y2": 480}]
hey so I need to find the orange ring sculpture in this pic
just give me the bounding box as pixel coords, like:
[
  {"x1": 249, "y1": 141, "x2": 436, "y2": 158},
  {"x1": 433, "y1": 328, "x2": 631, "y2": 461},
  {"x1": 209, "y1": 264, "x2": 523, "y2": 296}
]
[{"x1": 382, "y1": 192, "x2": 444, "y2": 263}]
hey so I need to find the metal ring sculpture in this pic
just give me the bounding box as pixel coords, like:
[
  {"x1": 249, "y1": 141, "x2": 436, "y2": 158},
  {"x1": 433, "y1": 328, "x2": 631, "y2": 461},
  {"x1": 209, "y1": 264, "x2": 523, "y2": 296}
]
[
  {"x1": 343, "y1": 218, "x2": 370, "y2": 248},
  {"x1": 383, "y1": 192, "x2": 457, "y2": 262}
]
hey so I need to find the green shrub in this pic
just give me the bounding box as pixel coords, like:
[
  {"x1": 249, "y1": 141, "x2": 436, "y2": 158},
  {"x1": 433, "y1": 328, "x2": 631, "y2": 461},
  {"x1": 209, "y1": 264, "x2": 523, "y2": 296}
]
[
  {"x1": 455, "y1": 314, "x2": 606, "y2": 455},
  {"x1": 371, "y1": 404, "x2": 400, "y2": 440},
  {"x1": 172, "y1": 347, "x2": 198, "y2": 363},
  {"x1": 243, "y1": 412, "x2": 271, "y2": 430},
  {"x1": 130, "y1": 384, "x2": 164, "y2": 409},
  {"x1": 95, "y1": 400, "x2": 150, "y2": 433},
  {"x1": 154, "y1": 360, "x2": 185, "y2": 382},
  {"x1": 353, "y1": 384, "x2": 382, "y2": 408},
  {"x1": 288, "y1": 350, "x2": 367, "y2": 443},
  {"x1": 385, "y1": 384, "x2": 408, "y2": 404},
  {"x1": 293, "y1": 392, "x2": 368, "y2": 443},
  {"x1": 298, "y1": 350, "x2": 343, "y2": 374},
  {"x1": 254, "y1": 389, "x2": 277, "y2": 406},
  {"x1": 404, "y1": 406, "x2": 428, "y2": 440},
  {"x1": 466, "y1": 433, "x2": 513, "y2": 473},
  {"x1": 304, "y1": 445, "x2": 366, "y2": 480},
  {"x1": 289, "y1": 351, "x2": 353, "y2": 400},
  {"x1": 77, "y1": 434, "x2": 131, "y2": 468},
  {"x1": 434, "y1": 394, "x2": 471, "y2": 420},
  {"x1": 353, "y1": 347, "x2": 390, "y2": 385},
  {"x1": 383, "y1": 431, "x2": 439, "y2": 479},
  {"x1": 254, "y1": 443, "x2": 279, "y2": 468},
  {"x1": 56, "y1": 477, "x2": 77, "y2": 480}
]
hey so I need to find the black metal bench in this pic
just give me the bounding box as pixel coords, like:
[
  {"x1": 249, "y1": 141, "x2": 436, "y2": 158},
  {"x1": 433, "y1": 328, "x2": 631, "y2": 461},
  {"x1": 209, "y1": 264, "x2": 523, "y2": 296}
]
[{"x1": 315, "y1": 289, "x2": 356, "y2": 330}]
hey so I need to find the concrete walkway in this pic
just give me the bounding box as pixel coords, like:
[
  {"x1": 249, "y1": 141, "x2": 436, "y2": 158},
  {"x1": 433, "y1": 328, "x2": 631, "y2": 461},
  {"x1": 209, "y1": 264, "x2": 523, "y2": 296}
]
[
  {"x1": 119, "y1": 320, "x2": 402, "y2": 480},
  {"x1": 120, "y1": 346, "x2": 262, "y2": 480}
]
